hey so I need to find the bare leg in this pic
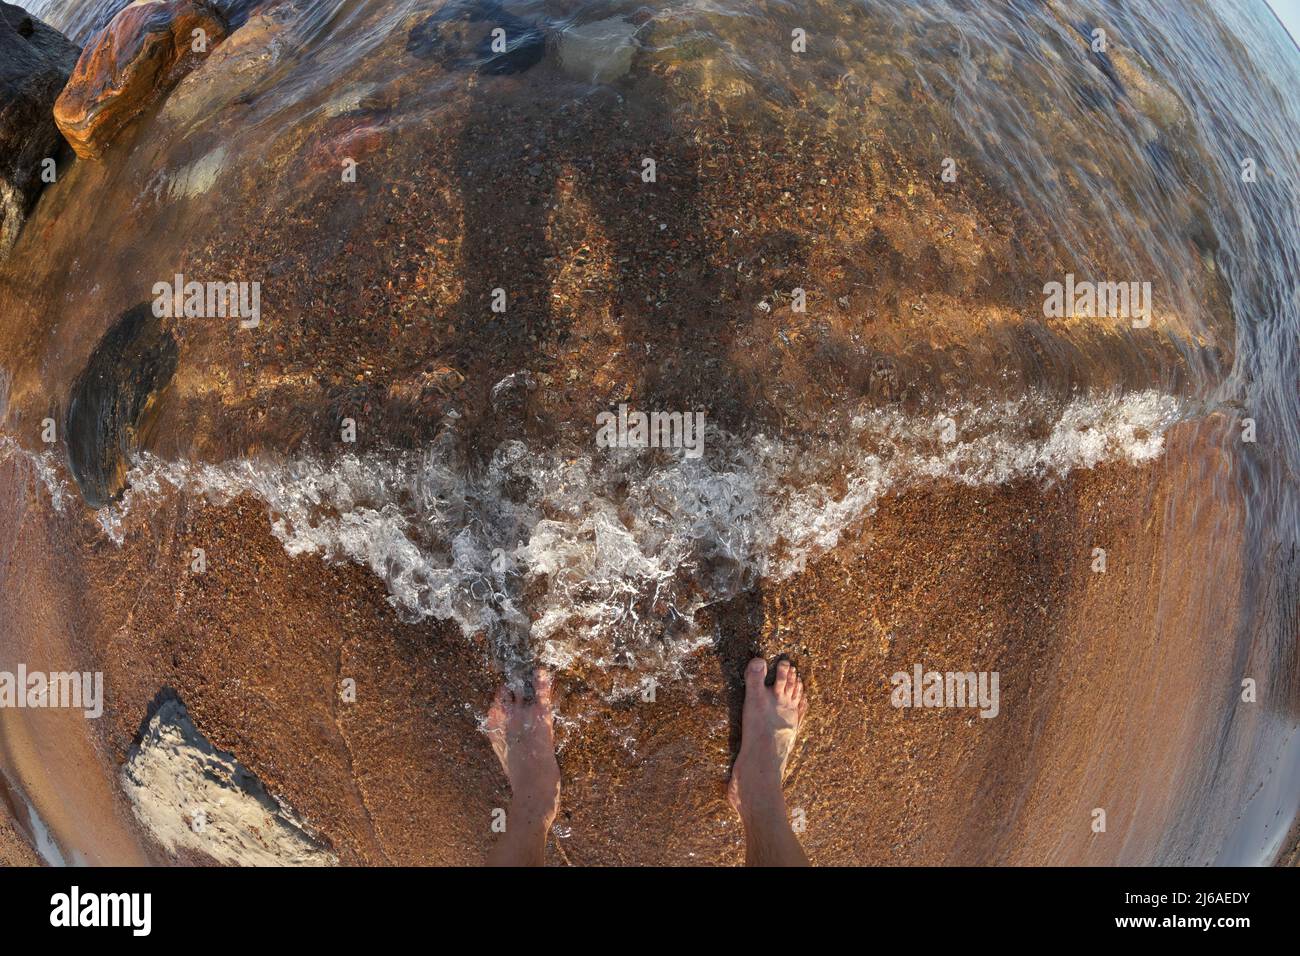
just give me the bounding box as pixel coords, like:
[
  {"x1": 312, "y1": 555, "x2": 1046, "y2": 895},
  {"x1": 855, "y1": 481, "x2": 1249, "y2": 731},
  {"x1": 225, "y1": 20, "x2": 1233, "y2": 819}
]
[
  {"x1": 727, "y1": 657, "x2": 811, "y2": 866},
  {"x1": 483, "y1": 669, "x2": 560, "y2": 866}
]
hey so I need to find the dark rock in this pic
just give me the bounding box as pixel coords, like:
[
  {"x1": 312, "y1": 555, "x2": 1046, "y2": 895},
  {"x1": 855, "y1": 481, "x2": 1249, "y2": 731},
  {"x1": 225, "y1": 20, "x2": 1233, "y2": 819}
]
[
  {"x1": 0, "y1": 3, "x2": 80, "y2": 257},
  {"x1": 476, "y1": 19, "x2": 545, "y2": 76},
  {"x1": 65, "y1": 304, "x2": 179, "y2": 509}
]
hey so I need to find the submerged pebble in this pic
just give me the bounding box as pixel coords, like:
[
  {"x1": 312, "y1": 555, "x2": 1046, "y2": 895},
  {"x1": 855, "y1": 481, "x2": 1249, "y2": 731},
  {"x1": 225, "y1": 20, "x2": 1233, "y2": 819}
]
[{"x1": 557, "y1": 16, "x2": 639, "y2": 83}]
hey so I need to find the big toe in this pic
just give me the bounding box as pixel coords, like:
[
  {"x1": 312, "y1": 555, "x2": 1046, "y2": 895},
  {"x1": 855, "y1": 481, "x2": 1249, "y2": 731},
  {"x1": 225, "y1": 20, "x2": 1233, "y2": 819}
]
[
  {"x1": 744, "y1": 657, "x2": 769, "y2": 693},
  {"x1": 532, "y1": 668, "x2": 553, "y2": 709},
  {"x1": 486, "y1": 685, "x2": 513, "y2": 731}
]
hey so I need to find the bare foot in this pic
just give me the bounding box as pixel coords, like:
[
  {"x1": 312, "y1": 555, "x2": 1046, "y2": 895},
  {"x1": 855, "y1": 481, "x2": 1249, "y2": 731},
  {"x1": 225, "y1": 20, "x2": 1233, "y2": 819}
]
[
  {"x1": 484, "y1": 669, "x2": 561, "y2": 835},
  {"x1": 728, "y1": 657, "x2": 808, "y2": 821}
]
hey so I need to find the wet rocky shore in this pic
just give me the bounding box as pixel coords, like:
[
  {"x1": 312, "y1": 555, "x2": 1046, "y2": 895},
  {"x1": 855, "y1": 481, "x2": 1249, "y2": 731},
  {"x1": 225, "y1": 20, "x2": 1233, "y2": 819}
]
[{"x1": 0, "y1": 0, "x2": 1295, "y2": 866}]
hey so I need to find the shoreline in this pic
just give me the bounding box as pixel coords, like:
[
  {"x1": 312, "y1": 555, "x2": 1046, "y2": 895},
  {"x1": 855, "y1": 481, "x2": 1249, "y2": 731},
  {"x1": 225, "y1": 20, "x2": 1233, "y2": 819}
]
[
  {"x1": 0, "y1": 0, "x2": 1294, "y2": 868},
  {"x1": 0, "y1": 416, "x2": 1275, "y2": 865}
]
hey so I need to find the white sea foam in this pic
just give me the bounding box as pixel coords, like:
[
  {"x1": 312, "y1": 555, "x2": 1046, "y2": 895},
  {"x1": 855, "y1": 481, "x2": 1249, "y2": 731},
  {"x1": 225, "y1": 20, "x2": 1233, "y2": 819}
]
[
  {"x1": 89, "y1": 390, "x2": 1183, "y2": 677},
  {"x1": 0, "y1": 371, "x2": 70, "y2": 510},
  {"x1": 0, "y1": 437, "x2": 70, "y2": 512}
]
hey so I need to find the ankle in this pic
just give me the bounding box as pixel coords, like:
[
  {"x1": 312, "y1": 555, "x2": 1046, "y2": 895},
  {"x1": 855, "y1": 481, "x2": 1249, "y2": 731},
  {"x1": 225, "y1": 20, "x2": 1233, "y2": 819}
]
[
  {"x1": 739, "y1": 790, "x2": 789, "y2": 829},
  {"x1": 509, "y1": 791, "x2": 559, "y2": 832},
  {"x1": 731, "y1": 770, "x2": 788, "y2": 827}
]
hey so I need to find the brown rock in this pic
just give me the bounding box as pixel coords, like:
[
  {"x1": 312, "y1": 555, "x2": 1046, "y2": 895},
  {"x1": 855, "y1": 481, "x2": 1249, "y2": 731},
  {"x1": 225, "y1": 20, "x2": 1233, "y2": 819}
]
[
  {"x1": 53, "y1": 0, "x2": 227, "y2": 160},
  {"x1": 0, "y1": 3, "x2": 79, "y2": 257},
  {"x1": 426, "y1": 365, "x2": 466, "y2": 393},
  {"x1": 386, "y1": 366, "x2": 465, "y2": 404}
]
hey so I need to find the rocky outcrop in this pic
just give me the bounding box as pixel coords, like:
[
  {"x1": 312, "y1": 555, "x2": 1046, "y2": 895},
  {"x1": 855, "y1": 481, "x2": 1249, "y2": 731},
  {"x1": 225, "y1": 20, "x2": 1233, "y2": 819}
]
[
  {"x1": 0, "y1": 3, "x2": 79, "y2": 258},
  {"x1": 123, "y1": 696, "x2": 338, "y2": 866},
  {"x1": 53, "y1": 0, "x2": 227, "y2": 160}
]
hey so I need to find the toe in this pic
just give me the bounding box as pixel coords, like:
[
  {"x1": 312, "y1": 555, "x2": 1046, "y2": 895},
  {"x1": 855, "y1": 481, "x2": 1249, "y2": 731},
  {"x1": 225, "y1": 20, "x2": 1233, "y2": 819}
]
[
  {"x1": 486, "y1": 685, "x2": 511, "y2": 727},
  {"x1": 776, "y1": 659, "x2": 793, "y2": 698},
  {"x1": 533, "y1": 667, "x2": 553, "y2": 707},
  {"x1": 792, "y1": 678, "x2": 804, "y2": 704},
  {"x1": 531, "y1": 669, "x2": 555, "y2": 727},
  {"x1": 745, "y1": 657, "x2": 768, "y2": 693}
]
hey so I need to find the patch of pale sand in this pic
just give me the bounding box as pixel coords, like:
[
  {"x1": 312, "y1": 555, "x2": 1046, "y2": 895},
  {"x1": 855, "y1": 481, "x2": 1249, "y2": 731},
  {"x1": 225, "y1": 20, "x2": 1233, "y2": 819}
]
[
  {"x1": 0, "y1": 706, "x2": 150, "y2": 866},
  {"x1": 167, "y1": 146, "x2": 227, "y2": 201},
  {"x1": 999, "y1": 417, "x2": 1248, "y2": 864},
  {"x1": 0, "y1": 458, "x2": 152, "y2": 866}
]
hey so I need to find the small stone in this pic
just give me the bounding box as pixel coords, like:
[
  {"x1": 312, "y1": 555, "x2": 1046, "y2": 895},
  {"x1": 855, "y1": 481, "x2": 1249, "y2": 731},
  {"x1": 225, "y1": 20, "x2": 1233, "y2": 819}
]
[
  {"x1": 557, "y1": 17, "x2": 638, "y2": 84},
  {"x1": 426, "y1": 365, "x2": 465, "y2": 393}
]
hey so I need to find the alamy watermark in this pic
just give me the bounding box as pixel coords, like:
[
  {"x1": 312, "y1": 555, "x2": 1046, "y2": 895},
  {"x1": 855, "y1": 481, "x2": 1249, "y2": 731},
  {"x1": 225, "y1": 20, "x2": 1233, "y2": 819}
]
[
  {"x1": 50, "y1": 886, "x2": 150, "y2": 936},
  {"x1": 890, "y1": 664, "x2": 999, "y2": 718},
  {"x1": 1043, "y1": 273, "x2": 1152, "y2": 328},
  {"x1": 595, "y1": 404, "x2": 705, "y2": 459},
  {"x1": 0, "y1": 666, "x2": 103, "y2": 718},
  {"x1": 151, "y1": 273, "x2": 261, "y2": 328}
]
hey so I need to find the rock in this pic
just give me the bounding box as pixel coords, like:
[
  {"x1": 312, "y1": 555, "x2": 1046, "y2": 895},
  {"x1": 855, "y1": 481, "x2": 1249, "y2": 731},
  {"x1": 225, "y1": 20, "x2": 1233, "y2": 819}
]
[
  {"x1": 0, "y1": 3, "x2": 80, "y2": 257},
  {"x1": 160, "y1": 8, "x2": 294, "y2": 128},
  {"x1": 123, "y1": 695, "x2": 338, "y2": 866},
  {"x1": 476, "y1": 14, "x2": 545, "y2": 75},
  {"x1": 53, "y1": 0, "x2": 227, "y2": 160},
  {"x1": 407, "y1": 1, "x2": 546, "y2": 74},
  {"x1": 557, "y1": 16, "x2": 638, "y2": 83},
  {"x1": 386, "y1": 365, "x2": 464, "y2": 404},
  {"x1": 65, "y1": 303, "x2": 179, "y2": 509},
  {"x1": 1108, "y1": 44, "x2": 1189, "y2": 131},
  {"x1": 427, "y1": 364, "x2": 466, "y2": 393}
]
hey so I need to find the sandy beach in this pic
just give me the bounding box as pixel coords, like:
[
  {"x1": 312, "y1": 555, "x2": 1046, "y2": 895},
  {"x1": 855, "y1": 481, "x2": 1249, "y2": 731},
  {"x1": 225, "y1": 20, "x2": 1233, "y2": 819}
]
[{"x1": 0, "y1": 0, "x2": 1295, "y2": 867}]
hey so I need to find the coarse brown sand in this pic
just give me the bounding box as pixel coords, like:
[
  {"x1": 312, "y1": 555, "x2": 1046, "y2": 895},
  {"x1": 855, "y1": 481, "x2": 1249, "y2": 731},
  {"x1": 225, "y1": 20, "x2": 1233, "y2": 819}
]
[
  {"x1": 0, "y1": 0, "x2": 1269, "y2": 865},
  {"x1": 0, "y1": 418, "x2": 1248, "y2": 865}
]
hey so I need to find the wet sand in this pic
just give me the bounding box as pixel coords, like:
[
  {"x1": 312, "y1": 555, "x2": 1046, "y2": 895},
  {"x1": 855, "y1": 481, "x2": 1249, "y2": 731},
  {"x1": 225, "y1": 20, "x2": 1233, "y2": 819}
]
[
  {"x1": 0, "y1": 771, "x2": 45, "y2": 865},
  {"x1": 0, "y1": 0, "x2": 1293, "y2": 866},
  {"x1": 0, "y1": 417, "x2": 1257, "y2": 865}
]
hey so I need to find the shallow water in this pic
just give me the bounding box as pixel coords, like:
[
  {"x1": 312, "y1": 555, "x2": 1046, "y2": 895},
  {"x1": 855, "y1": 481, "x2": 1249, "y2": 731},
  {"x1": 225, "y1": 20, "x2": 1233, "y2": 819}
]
[
  {"x1": 1, "y1": 0, "x2": 1296, "y2": 865},
  {"x1": 86, "y1": 389, "x2": 1187, "y2": 679}
]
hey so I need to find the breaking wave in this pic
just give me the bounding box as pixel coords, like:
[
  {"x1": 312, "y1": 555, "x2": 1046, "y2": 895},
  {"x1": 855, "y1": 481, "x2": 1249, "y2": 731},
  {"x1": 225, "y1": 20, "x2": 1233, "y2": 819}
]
[
  {"x1": 0, "y1": 438, "x2": 70, "y2": 513},
  {"x1": 83, "y1": 389, "x2": 1185, "y2": 677}
]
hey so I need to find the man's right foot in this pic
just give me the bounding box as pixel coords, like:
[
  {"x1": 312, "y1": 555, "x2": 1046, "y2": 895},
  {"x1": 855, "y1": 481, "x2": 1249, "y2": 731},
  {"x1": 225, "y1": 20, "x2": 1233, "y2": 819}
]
[
  {"x1": 483, "y1": 669, "x2": 561, "y2": 828},
  {"x1": 727, "y1": 657, "x2": 808, "y2": 819}
]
